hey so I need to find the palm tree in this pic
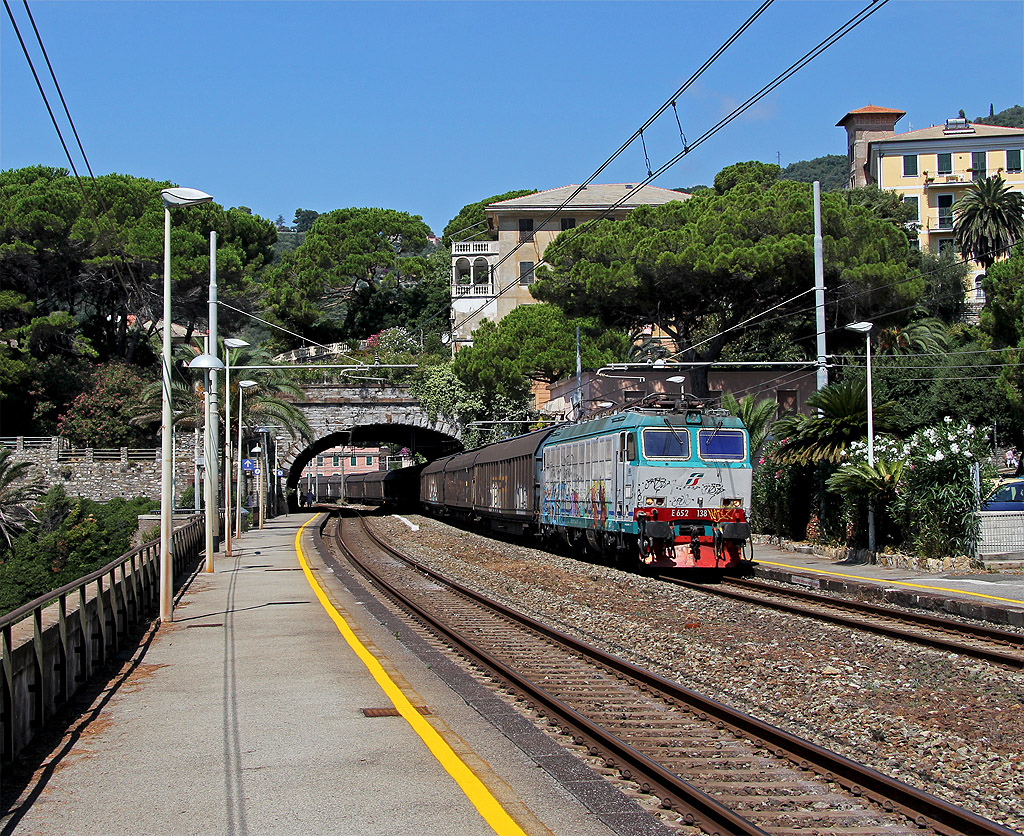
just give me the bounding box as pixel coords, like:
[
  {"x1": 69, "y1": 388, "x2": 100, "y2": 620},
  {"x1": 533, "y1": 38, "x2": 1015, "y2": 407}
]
[
  {"x1": 954, "y1": 175, "x2": 1024, "y2": 271},
  {"x1": 720, "y1": 392, "x2": 776, "y2": 460},
  {"x1": 771, "y1": 378, "x2": 895, "y2": 466},
  {"x1": 133, "y1": 340, "x2": 313, "y2": 443},
  {"x1": 876, "y1": 316, "x2": 949, "y2": 356},
  {"x1": 0, "y1": 448, "x2": 44, "y2": 548}
]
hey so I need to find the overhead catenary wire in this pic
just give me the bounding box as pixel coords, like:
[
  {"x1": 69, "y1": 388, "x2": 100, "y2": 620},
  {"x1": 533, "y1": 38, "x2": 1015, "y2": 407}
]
[
  {"x1": 6, "y1": 0, "x2": 169, "y2": 326},
  {"x1": 216, "y1": 301, "x2": 368, "y2": 367},
  {"x1": 412, "y1": 0, "x2": 777, "y2": 338},
  {"x1": 445, "y1": 0, "x2": 889, "y2": 341},
  {"x1": 21, "y1": 0, "x2": 95, "y2": 179}
]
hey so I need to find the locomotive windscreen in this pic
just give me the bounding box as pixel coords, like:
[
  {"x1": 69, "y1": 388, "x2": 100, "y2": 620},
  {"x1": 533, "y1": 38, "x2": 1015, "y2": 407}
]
[
  {"x1": 697, "y1": 428, "x2": 746, "y2": 461},
  {"x1": 641, "y1": 428, "x2": 690, "y2": 459}
]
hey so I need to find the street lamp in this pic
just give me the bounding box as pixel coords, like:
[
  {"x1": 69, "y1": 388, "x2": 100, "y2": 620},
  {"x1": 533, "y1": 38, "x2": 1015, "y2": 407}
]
[
  {"x1": 846, "y1": 320, "x2": 875, "y2": 554},
  {"x1": 235, "y1": 380, "x2": 258, "y2": 539},
  {"x1": 189, "y1": 351, "x2": 225, "y2": 573},
  {"x1": 222, "y1": 338, "x2": 249, "y2": 557},
  {"x1": 159, "y1": 187, "x2": 213, "y2": 623}
]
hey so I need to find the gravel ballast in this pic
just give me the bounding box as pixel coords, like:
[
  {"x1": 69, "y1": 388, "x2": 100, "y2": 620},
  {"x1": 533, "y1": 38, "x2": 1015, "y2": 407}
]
[{"x1": 367, "y1": 513, "x2": 1024, "y2": 833}]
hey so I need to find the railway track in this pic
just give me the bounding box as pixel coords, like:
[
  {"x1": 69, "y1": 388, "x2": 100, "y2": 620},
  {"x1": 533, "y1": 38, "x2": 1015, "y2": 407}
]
[
  {"x1": 327, "y1": 511, "x2": 1018, "y2": 836},
  {"x1": 661, "y1": 576, "x2": 1024, "y2": 669}
]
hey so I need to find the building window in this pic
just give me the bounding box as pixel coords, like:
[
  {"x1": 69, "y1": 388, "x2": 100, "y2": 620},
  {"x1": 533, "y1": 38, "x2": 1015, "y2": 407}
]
[
  {"x1": 349, "y1": 456, "x2": 357, "y2": 466},
  {"x1": 937, "y1": 194, "x2": 954, "y2": 230},
  {"x1": 316, "y1": 456, "x2": 324, "y2": 467},
  {"x1": 366, "y1": 456, "x2": 373, "y2": 465},
  {"x1": 902, "y1": 195, "x2": 919, "y2": 221},
  {"x1": 518, "y1": 218, "x2": 534, "y2": 241},
  {"x1": 776, "y1": 389, "x2": 798, "y2": 415},
  {"x1": 937, "y1": 238, "x2": 955, "y2": 254},
  {"x1": 332, "y1": 456, "x2": 339, "y2": 467},
  {"x1": 903, "y1": 154, "x2": 918, "y2": 177},
  {"x1": 1008, "y1": 149, "x2": 1022, "y2": 173},
  {"x1": 560, "y1": 217, "x2": 576, "y2": 231},
  {"x1": 972, "y1": 151, "x2": 987, "y2": 181},
  {"x1": 937, "y1": 152, "x2": 952, "y2": 175},
  {"x1": 519, "y1": 261, "x2": 535, "y2": 285}
]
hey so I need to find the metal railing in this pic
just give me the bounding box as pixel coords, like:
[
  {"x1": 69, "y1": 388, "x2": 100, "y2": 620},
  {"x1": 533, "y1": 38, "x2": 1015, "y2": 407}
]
[
  {"x1": 0, "y1": 437, "x2": 63, "y2": 449},
  {"x1": 1, "y1": 438, "x2": 159, "y2": 462},
  {"x1": 451, "y1": 240, "x2": 498, "y2": 255},
  {"x1": 0, "y1": 515, "x2": 205, "y2": 768},
  {"x1": 453, "y1": 283, "x2": 495, "y2": 297},
  {"x1": 978, "y1": 511, "x2": 1024, "y2": 557}
]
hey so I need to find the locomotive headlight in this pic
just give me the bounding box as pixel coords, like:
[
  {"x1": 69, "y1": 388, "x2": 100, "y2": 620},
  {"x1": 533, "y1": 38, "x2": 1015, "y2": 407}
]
[
  {"x1": 646, "y1": 497, "x2": 655, "y2": 506},
  {"x1": 722, "y1": 497, "x2": 743, "y2": 508}
]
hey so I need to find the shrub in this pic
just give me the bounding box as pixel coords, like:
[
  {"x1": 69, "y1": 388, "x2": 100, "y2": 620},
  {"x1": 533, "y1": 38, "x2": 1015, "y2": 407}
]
[
  {"x1": 0, "y1": 487, "x2": 158, "y2": 615},
  {"x1": 834, "y1": 418, "x2": 993, "y2": 558}
]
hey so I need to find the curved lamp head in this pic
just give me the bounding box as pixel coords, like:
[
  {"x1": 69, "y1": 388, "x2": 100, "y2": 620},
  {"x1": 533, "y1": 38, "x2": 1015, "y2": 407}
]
[
  {"x1": 161, "y1": 187, "x2": 213, "y2": 208},
  {"x1": 845, "y1": 321, "x2": 873, "y2": 334},
  {"x1": 188, "y1": 353, "x2": 225, "y2": 370},
  {"x1": 238, "y1": 380, "x2": 259, "y2": 390},
  {"x1": 666, "y1": 375, "x2": 686, "y2": 384},
  {"x1": 224, "y1": 337, "x2": 250, "y2": 350}
]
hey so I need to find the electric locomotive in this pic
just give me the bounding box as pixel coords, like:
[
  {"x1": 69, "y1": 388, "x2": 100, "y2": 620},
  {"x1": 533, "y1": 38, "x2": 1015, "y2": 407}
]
[
  {"x1": 420, "y1": 398, "x2": 753, "y2": 572},
  {"x1": 539, "y1": 403, "x2": 752, "y2": 570}
]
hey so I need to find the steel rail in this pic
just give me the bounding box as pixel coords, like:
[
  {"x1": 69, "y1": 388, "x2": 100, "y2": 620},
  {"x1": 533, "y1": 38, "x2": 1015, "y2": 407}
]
[
  {"x1": 335, "y1": 512, "x2": 1018, "y2": 836},
  {"x1": 663, "y1": 576, "x2": 1024, "y2": 668},
  {"x1": 331, "y1": 514, "x2": 766, "y2": 836}
]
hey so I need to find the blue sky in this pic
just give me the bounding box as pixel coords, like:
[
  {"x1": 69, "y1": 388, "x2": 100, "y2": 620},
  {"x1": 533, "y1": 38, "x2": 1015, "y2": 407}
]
[{"x1": 2, "y1": 1, "x2": 1022, "y2": 235}]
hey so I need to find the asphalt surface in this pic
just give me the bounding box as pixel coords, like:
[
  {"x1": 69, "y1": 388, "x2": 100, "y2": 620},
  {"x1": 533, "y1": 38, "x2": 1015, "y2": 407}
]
[
  {"x1": 749, "y1": 540, "x2": 1024, "y2": 627},
  {"x1": 0, "y1": 514, "x2": 634, "y2": 836},
  {"x1": 6, "y1": 515, "x2": 1021, "y2": 836}
]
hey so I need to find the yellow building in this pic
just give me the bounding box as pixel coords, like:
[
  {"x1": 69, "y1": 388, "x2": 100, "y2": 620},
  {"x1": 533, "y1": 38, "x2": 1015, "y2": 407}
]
[{"x1": 838, "y1": 105, "x2": 1024, "y2": 299}]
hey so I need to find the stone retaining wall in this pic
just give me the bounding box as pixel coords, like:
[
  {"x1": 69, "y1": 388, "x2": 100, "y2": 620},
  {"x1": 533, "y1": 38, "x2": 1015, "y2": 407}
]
[
  {"x1": 753, "y1": 535, "x2": 975, "y2": 573},
  {"x1": 5, "y1": 438, "x2": 196, "y2": 502}
]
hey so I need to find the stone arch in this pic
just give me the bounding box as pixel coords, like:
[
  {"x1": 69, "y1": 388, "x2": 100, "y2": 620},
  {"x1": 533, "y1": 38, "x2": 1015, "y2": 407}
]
[
  {"x1": 280, "y1": 383, "x2": 463, "y2": 509},
  {"x1": 472, "y1": 256, "x2": 490, "y2": 285}
]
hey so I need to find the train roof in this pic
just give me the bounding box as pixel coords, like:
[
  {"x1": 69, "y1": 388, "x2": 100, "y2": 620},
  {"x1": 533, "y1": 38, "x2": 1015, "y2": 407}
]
[
  {"x1": 545, "y1": 408, "x2": 746, "y2": 445},
  {"x1": 474, "y1": 426, "x2": 558, "y2": 465}
]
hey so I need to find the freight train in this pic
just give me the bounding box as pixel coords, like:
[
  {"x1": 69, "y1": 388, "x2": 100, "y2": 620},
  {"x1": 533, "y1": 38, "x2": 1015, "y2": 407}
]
[{"x1": 349, "y1": 399, "x2": 753, "y2": 571}]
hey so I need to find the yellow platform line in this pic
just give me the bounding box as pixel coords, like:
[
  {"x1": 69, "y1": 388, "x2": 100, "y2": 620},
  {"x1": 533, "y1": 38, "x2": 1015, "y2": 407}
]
[
  {"x1": 295, "y1": 517, "x2": 527, "y2": 836},
  {"x1": 758, "y1": 559, "x2": 1024, "y2": 607}
]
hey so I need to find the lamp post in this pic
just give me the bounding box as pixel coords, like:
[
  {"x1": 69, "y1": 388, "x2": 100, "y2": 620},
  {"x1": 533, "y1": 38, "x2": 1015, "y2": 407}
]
[
  {"x1": 222, "y1": 338, "x2": 249, "y2": 557},
  {"x1": 846, "y1": 320, "x2": 875, "y2": 554},
  {"x1": 159, "y1": 187, "x2": 213, "y2": 623},
  {"x1": 235, "y1": 380, "x2": 258, "y2": 539},
  {"x1": 188, "y1": 351, "x2": 225, "y2": 572}
]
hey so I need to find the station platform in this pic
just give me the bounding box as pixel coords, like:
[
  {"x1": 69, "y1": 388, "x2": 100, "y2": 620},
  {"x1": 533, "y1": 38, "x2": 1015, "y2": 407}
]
[
  {"x1": 1, "y1": 514, "x2": 663, "y2": 836},
  {"x1": 748, "y1": 541, "x2": 1024, "y2": 628}
]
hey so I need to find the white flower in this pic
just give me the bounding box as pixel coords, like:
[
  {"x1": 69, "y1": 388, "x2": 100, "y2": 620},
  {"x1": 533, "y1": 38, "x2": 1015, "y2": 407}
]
[{"x1": 944, "y1": 415, "x2": 953, "y2": 423}]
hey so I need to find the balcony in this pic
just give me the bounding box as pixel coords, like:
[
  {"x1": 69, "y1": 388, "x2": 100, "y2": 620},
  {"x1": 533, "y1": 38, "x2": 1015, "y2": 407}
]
[
  {"x1": 453, "y1": 282, "x2": 495, "y2": 297},
  {"x1": 927, "y1": 213, "x2": 955, "y2": 232},
  {"x1": 924, "y1": 175, "x2": 970, "y2": 187},
  {"x1": 452, "y1": 240, "x2": 498, "y2": 255}
]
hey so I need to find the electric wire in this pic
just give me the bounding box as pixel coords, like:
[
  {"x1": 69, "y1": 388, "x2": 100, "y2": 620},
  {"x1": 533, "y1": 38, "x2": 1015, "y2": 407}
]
[
  {"x1": 412, "y1": 0, "x2": 776, "y2": 337},
  {"x1": 6, "y1": 1, "x2": 160, "y2": 331},
  {"x1": 216, "y1": 301, "x2": 367, "y2": 366},
  {"x1": 444, "y1": 0, "x2": 889, "y2": 341},
  {"x1": 21, "y1": 0, "x2": 95, "y2": 178}
]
